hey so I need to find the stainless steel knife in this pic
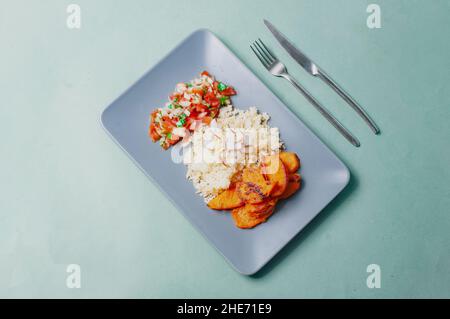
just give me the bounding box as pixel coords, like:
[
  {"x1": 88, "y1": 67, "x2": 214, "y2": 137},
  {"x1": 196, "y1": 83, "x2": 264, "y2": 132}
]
[{"x1": 264, "y1": 19, "x2": 380, "y2": 134}]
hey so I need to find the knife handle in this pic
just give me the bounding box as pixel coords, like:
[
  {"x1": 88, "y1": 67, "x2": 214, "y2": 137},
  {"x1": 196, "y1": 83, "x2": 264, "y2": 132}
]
[
  {"x1": 317, "y1": 70, "x2": 380, "y2": 135},
  {"x1": 281, "y1": 74, "x2": 360, "y2": 147}
]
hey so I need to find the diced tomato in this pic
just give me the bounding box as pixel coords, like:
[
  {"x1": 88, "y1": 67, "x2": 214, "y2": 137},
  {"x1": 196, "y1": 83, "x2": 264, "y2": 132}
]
[
  {"x1": 185, "y1": 117, "x2": 194, "y2": 128},
  {"x1": 191, "y1": 88, "x2": 204, "y2": 97},
  {"x1": 162, "y1": 117, "x2": 175, "y2": 133},
  {"x1": 194, "y1": 104, "x2": 208, "y2": 113},
  {"x1": 150, "y1": 110, "x2": 158, "y2": 120},
  {"x1": 204, "y1": 92, "x2": 219, "y2": 108},
  {"x1": 210, "y1": 98, "x2": 219, "y2": 108},
  {"x1": 149, "y1": 123, "x2": 161, "y2": 142},
  {"x1": 169, "y1": 93, "x2": 181, "y2": 101},
  {"x1": 202, "y1": 116, "x2": 212, "y2": 125},
  {"x1": 201, "y1": 71, "x2": 210, "y2": 77},
  {"x1": 151, "y1": 131, "x2": 160, "y2": 141},
  {"x1": 187, "y1": 109, "x2": 199, "y2": 119},
  {"x1": 204, "y1": 91, "x2": 215, "y2": 101},
  {"x1": 149, "y1": 111, "x2": 161, "y2": 141},
  {"x1": 221, "y1": 87, "x2": 236, "y2": 96}
]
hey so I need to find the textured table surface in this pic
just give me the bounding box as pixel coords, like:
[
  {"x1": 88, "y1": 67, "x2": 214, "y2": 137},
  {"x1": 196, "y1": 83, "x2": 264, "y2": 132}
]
[{"x1": 1, "y1": 0, "x2": 449, "y2": 298}]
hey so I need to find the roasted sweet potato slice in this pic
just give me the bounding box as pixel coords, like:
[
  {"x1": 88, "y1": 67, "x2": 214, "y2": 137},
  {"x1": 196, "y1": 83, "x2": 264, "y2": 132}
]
[
  {"x1": 279, "y1": 180, "x2": 301, "y2": 199},
  {"x1": 231, "y1": 202, "x2": 276, "y2": 229},
  {"x1": 237, "y1": 181, "x2": 275, "y2": 204},
  {"x1": 242, "y1": 166, "x2": 266, "y2": 184},
  {"x1": 236, "y1": 167, "x2": 275, "y2": 204},
  {"x1": 278, "y1": 173, "x2": 302, "y2": 200},
  {"x1": 208, "y1": 188, "x2": 244, "y2": 210},
  {"x1": 229, "y1": 170, "x2": 243, "y2": 189},
  {"x1": 246, "y1": 198, "x2": 278, "y2": 216},
  {"x1": 289, "y1": 173, "x2": 301, "y2": 183},
  {"x1": 262, "y1": 155, "x2": 288, "y2": 197},
  {"x1": 279, "y1": 152, "x2": 300, "y2": 174}
]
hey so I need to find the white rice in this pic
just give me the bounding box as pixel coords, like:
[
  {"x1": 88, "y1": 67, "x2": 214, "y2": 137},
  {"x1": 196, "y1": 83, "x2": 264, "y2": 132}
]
[{"x1": 185, "y1": 106, "x2": 283, "y2": 203}]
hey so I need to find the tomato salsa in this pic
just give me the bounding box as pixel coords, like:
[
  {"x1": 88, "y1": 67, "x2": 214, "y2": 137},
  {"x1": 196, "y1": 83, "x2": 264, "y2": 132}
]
[{"x1": 149, "y1": 71, "x2": 236, "y2": 149}]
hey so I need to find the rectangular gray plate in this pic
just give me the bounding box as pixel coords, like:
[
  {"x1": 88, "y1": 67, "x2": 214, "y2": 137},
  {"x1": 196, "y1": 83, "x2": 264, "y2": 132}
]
[{"x1": 101, "y1": 29, "x2": 350, "y2": 275}]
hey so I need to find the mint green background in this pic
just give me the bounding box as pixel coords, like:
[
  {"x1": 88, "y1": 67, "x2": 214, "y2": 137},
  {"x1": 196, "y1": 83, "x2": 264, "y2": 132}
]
[{"x1": 1, "y1": 0, "x2": 449, "y2": 298}]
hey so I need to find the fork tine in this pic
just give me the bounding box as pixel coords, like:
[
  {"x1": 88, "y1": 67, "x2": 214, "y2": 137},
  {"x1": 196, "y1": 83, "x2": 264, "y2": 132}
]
[
  {"x1": 252, "y1": 41, "x2": 272, "y2": 66},
  {"x1": 250, "y1": 44, "x2": 269, "y2": 69},
  {"x1": 255, "y1": 41, "x2": 274, "y2": 64},
  {"x1": 254, "y1": 40, "x2": 272, "y2": 64},
  {"x1": 257, "y1": 38, "x2": 276, "y2": 63}
]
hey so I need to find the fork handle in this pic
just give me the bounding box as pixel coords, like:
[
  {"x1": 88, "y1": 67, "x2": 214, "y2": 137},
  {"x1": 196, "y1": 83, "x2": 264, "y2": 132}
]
[
  {"x1": 317, "y1": 69, "x2": 380, "y2": 135},
  {"x1": 281, "y1": 74, "x2": 360, "y2": 147}
]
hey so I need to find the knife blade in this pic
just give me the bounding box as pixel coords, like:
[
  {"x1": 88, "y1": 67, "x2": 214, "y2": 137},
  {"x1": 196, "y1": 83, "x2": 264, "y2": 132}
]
[{"x1": 263, "y1": 19, "x2": 319, "y2": 76}]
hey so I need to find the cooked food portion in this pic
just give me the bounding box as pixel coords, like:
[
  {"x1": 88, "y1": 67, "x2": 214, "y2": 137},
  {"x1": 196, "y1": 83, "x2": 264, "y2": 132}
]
[
  {"x1": 211, "y1": 151, "x2": 302, "y2": 229},
  {"x1": 236, "y1": 167, "x2": 275, "y2": 204},
  {"x1": 148, "y1": 71, "x2": 302, "y2": 229},
  {"x1": 279, "y1": 174, "x2": 301, "y2": 200},
  {"x1": 207, "y1": 188, "x2": 244, "y2": 210},
  {"x1": 185, "y1": 106, "x2": 282, "y2": 203},
  {"x1": 231, "y1": 199, "x2": 277, "y2": 229},
  {"x1": 279, "y1": 152, "x2": 300, "y2": 174},
  {"x1": 261, "y1": 155, "x2": 288, "y2": 197},
  {"x1": 149, "y1": 71, "x2": 236, "y2": 149}
]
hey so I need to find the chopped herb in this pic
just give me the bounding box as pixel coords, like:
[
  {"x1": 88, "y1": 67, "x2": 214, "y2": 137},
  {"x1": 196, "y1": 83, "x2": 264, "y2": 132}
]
[
  {"x1": 217, "y1": 82, "x2": 227, "y2": 91},
  {"x1": 168, "y1": 104, "x2": 173, "y2": 109},
  {"x1": 167, "y1": 132, "x2": 172, "y2": 139},
  {"x1": 186, "y1": 83, "x2": 193, "y2": 87},
  {"x1": 220, "y1": 96, "x2": 228, "y2": 106}
]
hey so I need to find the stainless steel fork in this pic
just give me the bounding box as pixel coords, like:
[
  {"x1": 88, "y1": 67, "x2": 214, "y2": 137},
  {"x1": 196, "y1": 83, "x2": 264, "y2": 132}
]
[{"x1": 250, "y1": 39, "x2": 360, "y2": 147}]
